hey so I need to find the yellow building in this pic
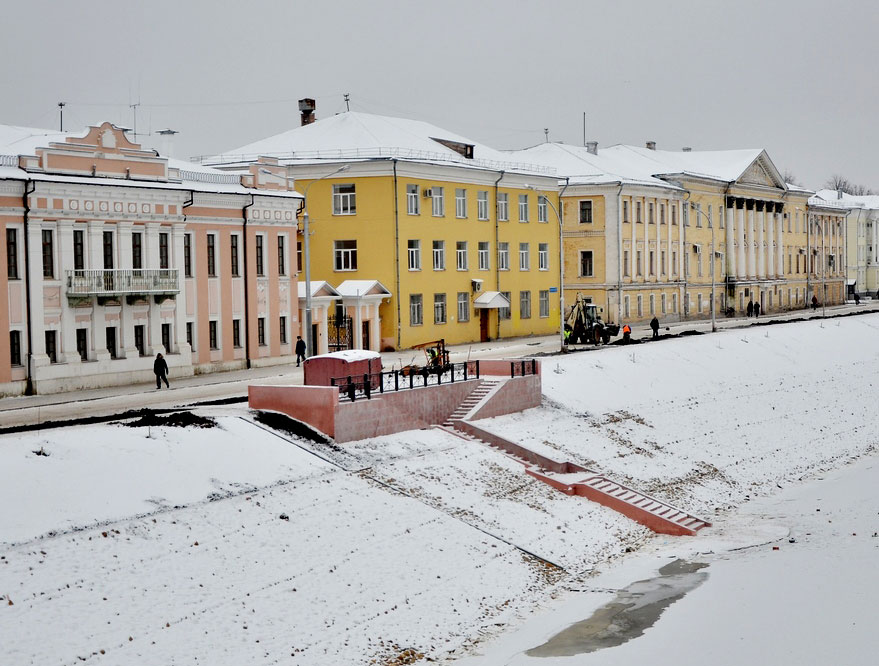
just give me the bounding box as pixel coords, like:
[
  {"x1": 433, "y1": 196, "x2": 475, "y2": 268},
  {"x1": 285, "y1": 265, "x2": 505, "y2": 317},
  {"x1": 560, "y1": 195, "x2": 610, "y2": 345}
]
[
  {"x1": 508, "y1": 141, "x2": 845, "y2": 324},
  {"x1": 206, "y1": 108, "x2": 561, "y2": 352}
]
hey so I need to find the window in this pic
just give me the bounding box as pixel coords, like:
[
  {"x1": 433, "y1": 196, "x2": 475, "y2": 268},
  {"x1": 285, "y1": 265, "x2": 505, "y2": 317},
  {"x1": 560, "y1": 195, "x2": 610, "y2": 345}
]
[
  {"x1": 457, "y1": 292, "x2": 470, "y2": 322},
  {"x1": 278, "y1": 236, "x2": 286, "y2": 275},
  {"x1": 520, "y1": 290, "x2": 531, "y2": 319},
  {"x1": 623, "y1": 250, "x2": 630, "y2": 277},
  {"x1": 624, "y1": 295, "x2": 630, "y2": 317},
  {"x1": 637, "y1": 294, "x2": 643, "y2": 317},
  {"x1": 432, "y1": 186, "x2": 445, "y2": 216},
  {"x1": 184, "y1": 234, "x2": 192, "y2": 277},
  {"x1": 498, "y1": 242, "x2": 509, "y2": 270},
  {"x1": 407, "y1": 184, "x2": 420, "y2": 215},
  {"x1": 332, "y1": 184, "x2": 356, "y2": 215},
  {"x1": 497, "y1": 193, "x2": 509, "y2": 221},
  {"x1": 431, "y1": 240, "x2": 446, "y2": 270},
  {"x1": 455, "y1": 188, "x2": 467, "y2": 218},
  {"x1": 187, "y1": 322, "x2": 195, "y2": 351},
  {"x1": 297, "y1": 241, "x2": 303, "y2": 273},
  {"x1": 660, "y1": 204, "x2": 666, "y2": 225},
  {"x1": 132, "y1": 232, "x2": 143, "y2": 270},
  {"x1": 255, "y1": 235, "x2": 265, "y2": 276},
  {"x1": 580, "y1": 250, "x2": 593, "y2": 277},
  {"x1": 106, "y1": 326, "x2": 117, "y2": 359},
  {"x1": 661, "y1": 250, "x2": 666, "y2": 275},
  {"x1": 636, "y1": 202, "x2": 642, "y2": 223},
  {"x1": 672, "y1": 292, "x2": 678, "y2": 313},
  {"x1": 410, "y1": 294, "x2": 423, "y2": 326},
  {"x1": 538, "y1": 196, "x2": 548, "y2": 222},
  {"x1": 70, "y1": 328, "x2": 86, "y2": 363},
  {"x1": 519, "y1": 243, "x2": 530, "y2": 271},
  {"x1": 456, "y1": 241, "x2": 468, "y2": 270},
  {"x1": 42, "y1": 229, "x2": 54, "y2": 278},
  {"x1": 279, "y1": 316, "x2": 287, "y2": 344},
  {"x1": 672, "y1": 205, "x2": 677, "y2": 225},
  {"x1": 636, "y1": 250, "x2": 643, "y2": 276},
  {"x1": 102, "y1": 231, "x2": 114, "y2": 270},
  {"x1": 70, "y1": 228, "x2": 86, "y2": 272},
  {"x1": 697, "y1": 293, "x2": 703, "y2": 313},
  {"x1": 539, "y1": 290, "x2": 550, "y2": 318},
  {"x1": 478, "y1": 241, "x2": 490, "y2": 270},
  {"x1": 695, "y1": 204, "x2": 702, "y2": 227},
  {"x1": 45, "y1": 330, "x2": 57, "y2": 363},
  {"x1": 231, "y1": 234, "x2": 240, "y2": 276},
  {"x1": 211, "y1": 320, "x2": 220, "y2": 349},
  {"x1": 672, "y1": 250, "x2": 678, "y2": 276},
  {"x1": 433, "y1": 293, "x2": 447, "y2": 324},
  {"x1": 499, "y1": 291, "x2": 511, "y2": 320},
  {"x1": 334, "y1": 240, "x2": 357, "y2": 271},
  {"x1": 160, "y1": 323, "x2": 170, "y2": 354},
  {"x1": 257, "y1": 318, "x2": 266, "y2": 346},
  {"x1": 159, "y1": 232, "x2": 169, "y2": 269},
  {"x1": 518, "y1": 194, "x2": 529, "y2": 222},
  {"x1": 6, "y1": 228, "x2": 18, "y2": 278},
  {"x1": 207, "y1": 234, "x2": 217, "y2": 277},
  {"x1": 648, "y1": 202, "x2": 655, "y2": 224},
  {"x1": 477, "y1": 191, "x2": 489, "y2": 220},
  {"x1": 539, "y1": 243, "x2": 549, "y2": 270},
  {"x1": 407, "y1": 240, "x2": 421, "y2": 270},
  {"x1": 623, "y1": 200, "x2": 629, "y2": 223},
  {"x1": 134, "y1": 325, "x2": 145, "y2": 357},
  {"x1": 579, "y1": 200, "x2": 593, "y2": 224},
  {"x1": 232, "y1": 320, "x2": 240, "y2": 348},
  {"x1": 649, "y1": 250, "x2": 655, "y2": 276},
  {"x1": 661, "y1": 293, "x2": 667, "y2": 314},
  {"x1": 649, "y1": 294, "x2": 655, "y2": 315},
  {"x1": 696, "y1": 247, "x2": 703, "y2": 277}
]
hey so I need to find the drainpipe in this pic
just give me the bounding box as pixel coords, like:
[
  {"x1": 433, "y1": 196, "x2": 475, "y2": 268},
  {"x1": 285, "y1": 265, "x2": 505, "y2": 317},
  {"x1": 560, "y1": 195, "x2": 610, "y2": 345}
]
[
  {"x1": 494, "y1": 170, "x2": 505, "y2": 339},
  {"x1": 392, "y1": 159, "x2": 401, "y2": 349},
  {"x1": 242, "y1": 193, "x2": 255, "y2": 369},
  {"x1": 615, "y1": 183, "x2": 623, "y2": 325},
  {"x1": 22, "y1": 179, "x2": 35, "y2": 395}
]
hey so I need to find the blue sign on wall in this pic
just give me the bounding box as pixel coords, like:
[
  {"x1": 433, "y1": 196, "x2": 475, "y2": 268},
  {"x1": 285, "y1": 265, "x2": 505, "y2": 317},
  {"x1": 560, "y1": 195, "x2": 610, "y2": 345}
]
[{"x1": 549, "y1": 287, "x2": 558, "y2": 293}]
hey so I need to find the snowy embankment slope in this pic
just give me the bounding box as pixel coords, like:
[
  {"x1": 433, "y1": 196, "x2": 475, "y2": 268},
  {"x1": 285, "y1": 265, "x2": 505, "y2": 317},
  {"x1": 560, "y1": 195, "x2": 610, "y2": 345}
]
[{"x1": 1, "y1": 314, "x2": 878, "y2": 665}]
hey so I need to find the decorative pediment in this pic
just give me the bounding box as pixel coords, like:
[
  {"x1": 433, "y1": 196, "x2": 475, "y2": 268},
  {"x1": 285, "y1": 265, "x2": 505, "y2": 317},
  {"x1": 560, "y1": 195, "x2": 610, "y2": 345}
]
[{"x1": 736, "y1": 152, "x2": 785, "y2": 190}]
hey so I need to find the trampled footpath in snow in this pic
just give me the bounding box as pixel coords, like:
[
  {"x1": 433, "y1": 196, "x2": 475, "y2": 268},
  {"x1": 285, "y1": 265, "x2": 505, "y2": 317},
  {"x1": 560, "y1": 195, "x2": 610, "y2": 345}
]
[{"x1": 1, "y1": 314, "x2": 878, "y2": 665}]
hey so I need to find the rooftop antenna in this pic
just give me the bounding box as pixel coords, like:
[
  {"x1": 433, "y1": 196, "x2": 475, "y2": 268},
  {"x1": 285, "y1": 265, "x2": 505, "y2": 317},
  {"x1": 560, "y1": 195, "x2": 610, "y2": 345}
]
[
  {"x1": 58, "y1": 102, "x2": 66, "y2": 131},
  {"x1": 583, "y1": 112, "x2": 586, "y2": 147},
  {"x1": 344, "y1": 93, "x2": 350, "y2": 112},
  {"x1": 130, "y1": 101, "x2": 140, "y2": 139},
  {"x1": 544, "y1": 127, "x2": 549, "y2": 143}
]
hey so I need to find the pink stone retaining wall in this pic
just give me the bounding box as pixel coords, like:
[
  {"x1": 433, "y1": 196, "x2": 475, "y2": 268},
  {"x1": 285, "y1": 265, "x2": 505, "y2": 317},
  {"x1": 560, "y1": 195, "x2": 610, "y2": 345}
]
[
  {"x1": 248, "y1": 384, "x2": 339, "y2": 438},
  {"x1": 478, "y1": 359, "x2": 542, "y2": 377},
  {"x1": 469, "y1": 374, "x2": 542, "y2": 421}
]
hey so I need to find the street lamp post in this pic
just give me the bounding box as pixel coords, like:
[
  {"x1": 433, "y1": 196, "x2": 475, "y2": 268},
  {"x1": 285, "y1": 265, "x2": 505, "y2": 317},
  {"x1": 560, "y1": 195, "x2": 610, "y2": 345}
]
[
  {"x1": 689, "y1": 203, "x2": 718, "y2": 332},
  {"x1": 526, "y1": 185, "x2": 565, "y2": 351},
  {"x1": 301, "y1": 164, "x2": 349, "y2": 358}
]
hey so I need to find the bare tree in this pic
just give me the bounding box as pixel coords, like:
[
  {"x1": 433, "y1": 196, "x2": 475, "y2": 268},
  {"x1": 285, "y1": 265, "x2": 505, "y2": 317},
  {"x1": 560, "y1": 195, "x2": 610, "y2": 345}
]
[
  {"x1": 782, "y1": 169, "x2": 802, "y2": 187},
  {"x1": 824, "y1": 174, "x2": 875, "y2": 196}
]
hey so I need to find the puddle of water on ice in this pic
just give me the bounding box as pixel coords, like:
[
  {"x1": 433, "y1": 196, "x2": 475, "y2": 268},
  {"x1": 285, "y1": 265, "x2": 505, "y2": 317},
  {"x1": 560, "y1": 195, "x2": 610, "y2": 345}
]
[{"x1": 526, "y1": 559, "x2": 708, "y2": 658}]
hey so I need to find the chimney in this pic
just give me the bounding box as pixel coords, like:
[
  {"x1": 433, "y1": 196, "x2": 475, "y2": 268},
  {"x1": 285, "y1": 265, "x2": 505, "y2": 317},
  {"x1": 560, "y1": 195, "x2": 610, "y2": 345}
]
[
  {"x1": 646, "y1": 141, "x2": 656, "y2": 150},
  {"x1": 837, "y1": 188, "x2": 843, "y2": 200},
  {"x1": 682, "y1": 146, "x2": 692, "y2": 152},
  {"x1": 586, "y1": 141, "x2": 598, "y2": 155},
  {"x1": 298, "y1": 98, "x2": 316, "y2": 126}
]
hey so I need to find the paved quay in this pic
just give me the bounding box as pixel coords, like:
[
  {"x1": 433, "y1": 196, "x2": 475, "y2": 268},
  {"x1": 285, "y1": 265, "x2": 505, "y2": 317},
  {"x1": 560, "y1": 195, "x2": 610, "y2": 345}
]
[{"x1": 1, "y1": 300, "x2": 876, "y2": 431}]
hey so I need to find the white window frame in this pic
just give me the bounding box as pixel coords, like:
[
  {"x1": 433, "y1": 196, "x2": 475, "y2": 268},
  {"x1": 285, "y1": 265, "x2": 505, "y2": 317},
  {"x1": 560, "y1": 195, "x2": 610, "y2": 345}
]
[
  {"x1": 456, "y1": 241, "x2": 468, "y2": 271},
  {"x1": 433, "y1": 293, "x2": 447, "y2": 324},
  {"x1": 407, "y1": 184, "x2": 420, "y2": 215},
  {"x1": 457, "y1": 292, "x2": 470, "y2": 322},
  {"x1": 499, "y1": 291, "x2": 511, "y2": 320},
  {"x1": 497, "y1": 193, "x2": 509, "y2": 221},
  {"x1": 520, "y1": 290, "x2": 531, "y2": 319},
  {"x1": 539, "y1": 290, "x2": 550, "y2": 318},
  {"x1": 407, "y1": 239, "x2": 421, "y2": 271},
  {"x1": 478, "y1": 241, "x2": 490, "y2": 271},
  {"x1": 538, "y1": 196, "x2": 548, "y2": 223},
  {"x1": 432, "y1": 187, "x2": 445, "y2": 217},
  {"x1": 498, "y1": 242, "x2": 510, "y2": 270},
  {"x1": 477, "y1": 191, "x2": 489, "y2": 220},
  {"x1": 580, "y1": 250, "x2": 593, "y2": 277},
  {"x1": 455, "y1": 188, "x2": 467, "y2": 218},
  {"x1": 519, "y1": 242, "x2": 530, "y2": 271},
  {"x1": 432, "y1": 240, "x2": 445, "y2": 270},
  {"x1": 518, "y1": 194, "x2": 529, "y2": 222},
  {"x1": 333, "y1": 240, "x2": 357, "y2": 271},
  {"x1": 410, "y1": 294, "x2": 423, "y2": 326},
  {"x1": 538, "y1": 242, "x2": 549, "y2": 271},
  {"x1": 332, "y1": 184, "x2": 356, "y2": 215}
]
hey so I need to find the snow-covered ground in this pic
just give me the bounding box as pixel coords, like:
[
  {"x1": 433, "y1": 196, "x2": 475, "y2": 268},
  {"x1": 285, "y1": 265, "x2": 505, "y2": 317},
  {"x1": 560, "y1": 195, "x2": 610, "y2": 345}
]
[{"x1": 2, "y1": 314, "x2": 878, "y2": 664}]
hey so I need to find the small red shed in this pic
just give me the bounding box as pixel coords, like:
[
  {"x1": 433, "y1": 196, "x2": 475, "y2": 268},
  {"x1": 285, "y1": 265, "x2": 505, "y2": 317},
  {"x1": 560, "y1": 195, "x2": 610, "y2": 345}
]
[{"x1": 303, "y1": 350, "x2": 382, "y2": 387}]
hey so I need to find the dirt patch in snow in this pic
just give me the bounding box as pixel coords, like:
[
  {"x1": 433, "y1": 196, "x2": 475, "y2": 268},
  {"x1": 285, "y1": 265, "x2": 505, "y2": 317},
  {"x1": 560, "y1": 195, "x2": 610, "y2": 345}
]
[{"x1": 121, "y1": 410, "x2": 217, "y2": 429}]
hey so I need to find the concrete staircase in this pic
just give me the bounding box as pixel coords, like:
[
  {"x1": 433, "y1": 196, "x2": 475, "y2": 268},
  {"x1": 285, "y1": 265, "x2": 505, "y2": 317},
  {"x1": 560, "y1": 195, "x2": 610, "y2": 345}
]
[{"x1": 437, "y1": 384, "x2": 710, "y2": 537}]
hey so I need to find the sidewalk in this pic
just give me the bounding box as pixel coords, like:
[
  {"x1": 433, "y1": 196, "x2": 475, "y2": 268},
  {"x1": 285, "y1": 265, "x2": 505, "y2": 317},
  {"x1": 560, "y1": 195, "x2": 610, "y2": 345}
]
[{"x1": 2, "y1": 301, "x2": 876, "y2": 430}]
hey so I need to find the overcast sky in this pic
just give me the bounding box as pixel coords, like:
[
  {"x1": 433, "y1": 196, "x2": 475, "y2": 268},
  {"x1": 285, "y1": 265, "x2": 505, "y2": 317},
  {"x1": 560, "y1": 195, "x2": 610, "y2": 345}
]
[{"x1": 2, "y1": 0, "x2": 877, "y2": 189}]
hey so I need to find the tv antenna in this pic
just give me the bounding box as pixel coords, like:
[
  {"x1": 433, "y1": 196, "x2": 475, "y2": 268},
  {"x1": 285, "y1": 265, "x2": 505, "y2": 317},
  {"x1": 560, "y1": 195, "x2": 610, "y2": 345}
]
[
  {"x1": 344, "y1": 93, "x2": 350, "y2": 112},
  {"x1": 58, "y1": 102, "x2": 66, "y2": 131}
]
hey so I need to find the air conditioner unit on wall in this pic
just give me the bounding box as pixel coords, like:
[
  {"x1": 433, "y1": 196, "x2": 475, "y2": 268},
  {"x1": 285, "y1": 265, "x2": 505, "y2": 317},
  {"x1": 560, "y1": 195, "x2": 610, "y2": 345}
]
[
  {"x1": 471, "y1": 278, "x2": 483, "y2": 293},
  {"x1": 422, "y1": 188, "x2": 433, "y2": 198}
]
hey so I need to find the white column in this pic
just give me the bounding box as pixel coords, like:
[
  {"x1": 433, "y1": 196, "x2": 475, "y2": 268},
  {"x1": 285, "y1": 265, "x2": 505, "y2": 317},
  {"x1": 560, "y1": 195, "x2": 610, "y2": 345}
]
[
  {"x1": 726, "y1": 202, "x2": 736, "y2": 277},
  {"x1": 747, "y1": 202, "x2": 757, "y2": 278},
  {"x1": 56, "y1": 220, "x2": 81, "y2": 364},
  {"x1": 678, "y1": 201, "x2": 685, "y2": 279},
  {"x1": 370, "y1": 302, "x2": 381, "y2": 350},
  {"x1": 88, "y1": 221, "x2": 111, "y2": 361},
  {"x1": 144, "y1": 224, "x2": 162, "y2": 353},
  {"x1": 776, "y1": 208, "x2": 784, "y2": 278},
  {"x1": 117, "y1": 222, "x2": 137, "y2": 359},
  {"x1": 630, "y1": 197, "x2": 636, "y2": 279},
  {"x1": 666, "y1": 199, "x2": 673, "y2": 278},
  {"x1": 27, "y1": 221, "x2": 48, "y2": 363},
  {"x1": 172, "y1": 224, "x2": 190, "y2": 356},
  {"x1": 767, "y1": 205, "x2": 775, "y2": 278},
  {"x1": 737, "y1": 203, "x2": 746, "y2": 278},
  {"x1": 318, "y1": 306, "x2": 329, "y2": 355},
  {"x1": 352, "y1": 301, "x2": 363, "y2": 350}
]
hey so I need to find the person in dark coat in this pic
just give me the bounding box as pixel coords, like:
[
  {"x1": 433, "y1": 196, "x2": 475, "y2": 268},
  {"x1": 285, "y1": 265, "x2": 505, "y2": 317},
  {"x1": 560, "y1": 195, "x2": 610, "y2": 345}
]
[
  {"x1": 854, "y1": 292, "x2": 860, "y2": 305},
  {"x1": 746, "y1": 299, "x2": 754, "y2": 317},
  {"x1": 754, "y1": 301, "x2": 761, "y2": 317},
  {"x1": 295, "y1": 335, "x2": 306, "y2": 367},
  {"x1": 650, "y1": 316, "x2": 660, "y2": 339},
  {"x1": 154, "y1": 352, "x2": 169, "y2": 389}
]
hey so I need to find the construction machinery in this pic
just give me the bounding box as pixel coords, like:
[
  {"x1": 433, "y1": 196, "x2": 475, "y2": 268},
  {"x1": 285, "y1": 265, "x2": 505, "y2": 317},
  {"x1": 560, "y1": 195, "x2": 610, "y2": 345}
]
[
  {"x1": 401, "y1": 339, "x2": 450, "y2": 375},
  {"x1": 565, "y1": 295, "x2": 620, "y2": 345}
]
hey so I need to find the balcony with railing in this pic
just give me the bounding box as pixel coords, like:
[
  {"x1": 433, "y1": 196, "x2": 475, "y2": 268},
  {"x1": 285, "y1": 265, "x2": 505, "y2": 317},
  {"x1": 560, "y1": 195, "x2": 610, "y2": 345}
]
[{"x1": 66, "y1": 269, "x2": 180, "y2": 298}]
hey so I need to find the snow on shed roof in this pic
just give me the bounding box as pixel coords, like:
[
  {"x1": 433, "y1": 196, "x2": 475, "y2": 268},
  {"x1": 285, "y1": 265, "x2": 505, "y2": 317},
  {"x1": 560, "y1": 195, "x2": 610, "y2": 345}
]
[
  {"x1": 336, "y1": 279, "x2": 392, "y2": 298},
  {"x1": 200, "y1": 111, "x2": 555, "y2": 176}
]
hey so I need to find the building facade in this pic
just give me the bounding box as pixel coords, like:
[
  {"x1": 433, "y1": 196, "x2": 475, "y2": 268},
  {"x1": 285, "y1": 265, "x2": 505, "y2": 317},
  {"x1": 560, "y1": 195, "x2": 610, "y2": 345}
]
[
  {"x1": 814, "y1": 189, "x2": 878, "y2": 298},
  {"x1": 0, "y1": 122, "x2": 302, "y2": 396},
  {"x1": 205, "y1": 109, "x2": 562, "y2": 352}
]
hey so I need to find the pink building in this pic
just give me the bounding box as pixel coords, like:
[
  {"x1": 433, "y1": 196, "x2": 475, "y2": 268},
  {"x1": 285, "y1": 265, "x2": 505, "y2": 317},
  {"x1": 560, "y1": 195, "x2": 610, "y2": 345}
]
[{"x1": 0, "y1": 122, "x2": 303, "y2": 395}]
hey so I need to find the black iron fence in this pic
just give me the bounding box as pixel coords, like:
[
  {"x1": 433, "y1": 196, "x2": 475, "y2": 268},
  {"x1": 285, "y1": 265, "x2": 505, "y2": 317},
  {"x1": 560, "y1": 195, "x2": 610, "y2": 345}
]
[
  {"x1": 330, "y1": 361, "x2": 480, "y2": 402},
  {"x1": 510, "y1": 359, "x2": 538, "y2": 378}
]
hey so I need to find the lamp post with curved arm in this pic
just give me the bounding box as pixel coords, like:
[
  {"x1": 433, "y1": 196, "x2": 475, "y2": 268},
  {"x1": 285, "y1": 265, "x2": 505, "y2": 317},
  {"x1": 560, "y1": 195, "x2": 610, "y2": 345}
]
[
  {"x1": 525, "y1": 185, "x2": 565, "y2": 350},
  {"x1": 301, "y1": 164, "x2": 349, "y2": 357}
]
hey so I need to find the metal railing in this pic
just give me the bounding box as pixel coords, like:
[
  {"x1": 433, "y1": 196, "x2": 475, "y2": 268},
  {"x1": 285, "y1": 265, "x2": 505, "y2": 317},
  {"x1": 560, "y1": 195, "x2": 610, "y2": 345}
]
[
  {"x1": 66, "y1": 269, "x2": 180, "y2": 296},
  {"x1": 0, "y1": 154, "x2": 18, "y2": 167},
  {"x1": 510, "y1": 359, "x2": 538, "y2": 378},
  {"x1": 331, "y1": 361, "x2": 480, "y2": 402}
]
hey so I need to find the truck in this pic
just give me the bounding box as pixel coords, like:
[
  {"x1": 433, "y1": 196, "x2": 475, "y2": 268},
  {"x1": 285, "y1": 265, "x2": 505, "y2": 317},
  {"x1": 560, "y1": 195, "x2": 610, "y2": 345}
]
[{"x1": 565, "y1": 295, "x2": 620, "y2": 345}]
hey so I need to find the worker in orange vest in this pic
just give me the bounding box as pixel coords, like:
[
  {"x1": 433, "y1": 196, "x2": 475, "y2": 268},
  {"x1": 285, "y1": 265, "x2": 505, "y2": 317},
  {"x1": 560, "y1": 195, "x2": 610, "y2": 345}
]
[{"x1": 622, "y1": 323, "x2": 632, "y2": 343}]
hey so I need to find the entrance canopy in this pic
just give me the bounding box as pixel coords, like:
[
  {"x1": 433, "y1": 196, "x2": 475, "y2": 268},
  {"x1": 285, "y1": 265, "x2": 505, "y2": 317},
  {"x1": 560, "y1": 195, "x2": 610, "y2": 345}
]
[{"x1": 473, "y1": 291, "x2": 510, "y2": 309}]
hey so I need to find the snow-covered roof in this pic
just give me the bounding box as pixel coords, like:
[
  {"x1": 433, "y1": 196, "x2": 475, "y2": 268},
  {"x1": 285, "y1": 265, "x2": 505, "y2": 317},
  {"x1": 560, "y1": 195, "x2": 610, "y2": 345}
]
[
  {"x1": 813, "y1": 189, "x2": 879, "y2": 211},
  {"x1": 297, "y1": 280, "x2": 341, "y2": 299},
  {"x1": 474, "y1": 291, "x2": 511, "y2": 309},
  {"x1": 336, "y1": 279, "x2": 392, "y2": 298},
  {"x1": 506, "y1": 142, "x2": 785, "y2": 191},
  {"x1": 314, "y1": 349, "x2": 381, "y2": 362},
  {"x1": 200, "y1": 111, "x2": 556, "y2": 176}
]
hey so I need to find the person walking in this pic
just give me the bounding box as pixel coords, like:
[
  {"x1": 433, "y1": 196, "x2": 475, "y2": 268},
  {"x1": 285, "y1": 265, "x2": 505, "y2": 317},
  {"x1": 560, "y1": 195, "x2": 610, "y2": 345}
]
[
  {"x1": 295, "y1": 335, "x2": 306, "y2": 367},
  {"x1": 154, "y1": 352, "x2": 169, "y2": 389},
  {"x1": 854, "y1": 292, "x2": 860, "y2": 305},
  {"x1": 650, "y1": 315, "x2": 660, "y2": 339},
  {"x1": 746, "y1": 299, "x2": 754, "y2": 317},
  {"x1": 754, "y1": 301, "x2": 761, "y2": 317}
]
